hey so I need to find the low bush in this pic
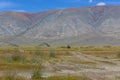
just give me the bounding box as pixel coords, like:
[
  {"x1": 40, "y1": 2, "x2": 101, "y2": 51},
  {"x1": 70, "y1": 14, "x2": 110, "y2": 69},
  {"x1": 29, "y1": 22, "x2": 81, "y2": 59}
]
[
  {"x1": 10, "y1": 53, "x2": 26, "y2": 63},
  {"x1": 117, "y1": 52, "x2": 120, "y2": 58},
  {"x1": 49, "y1": 51, "x2": 56, "y2": 58}
]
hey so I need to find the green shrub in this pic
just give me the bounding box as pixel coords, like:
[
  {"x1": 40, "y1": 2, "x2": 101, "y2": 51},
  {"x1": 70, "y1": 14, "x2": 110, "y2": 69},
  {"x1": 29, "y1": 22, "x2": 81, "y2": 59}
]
[
  {"x1": 10, "y1": 53, "x2": 25, "y2": 63},
  {"x1": 35, "y1": 51, "x2": 43, "y2": 56},
  {"x1": 0, "y1": 54, "x2": 25, "y2": 64},
  {"x1": 49, "y1": 51, "x2": 55, "y2": 58},
  {"x1": 117, "y1": 52, "x2": 120, "y2": 58}
]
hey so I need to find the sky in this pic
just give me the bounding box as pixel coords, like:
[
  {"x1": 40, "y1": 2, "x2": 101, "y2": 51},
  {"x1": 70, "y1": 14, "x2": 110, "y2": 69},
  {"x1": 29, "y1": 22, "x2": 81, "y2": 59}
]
[{"x1": 0, "y1": 0, "x2": 120, "y2": 12}]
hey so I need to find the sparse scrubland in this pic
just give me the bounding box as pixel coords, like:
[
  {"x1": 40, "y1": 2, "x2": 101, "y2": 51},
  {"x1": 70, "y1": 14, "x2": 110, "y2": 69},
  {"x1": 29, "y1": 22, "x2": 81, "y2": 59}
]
[{"x1": 0, "y1": 46, "x2": 119, "y2": 80}]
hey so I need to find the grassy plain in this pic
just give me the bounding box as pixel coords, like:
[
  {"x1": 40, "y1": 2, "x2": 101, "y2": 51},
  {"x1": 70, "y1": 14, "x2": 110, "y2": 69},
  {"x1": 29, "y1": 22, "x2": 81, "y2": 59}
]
[{"x1": 0, "y1": 46, "x2": 119, "y2": 80}]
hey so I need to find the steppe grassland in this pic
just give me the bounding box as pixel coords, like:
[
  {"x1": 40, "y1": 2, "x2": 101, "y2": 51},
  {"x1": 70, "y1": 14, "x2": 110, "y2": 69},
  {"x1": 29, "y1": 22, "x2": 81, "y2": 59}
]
[{"x1": 0, "y1": 46, "x2": 119, "y2": 80}]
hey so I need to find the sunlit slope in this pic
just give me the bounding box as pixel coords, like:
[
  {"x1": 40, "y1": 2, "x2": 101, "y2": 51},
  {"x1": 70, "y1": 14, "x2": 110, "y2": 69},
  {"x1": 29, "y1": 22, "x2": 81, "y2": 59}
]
[{"x1": 1, "y1": 6, "x2": 120, "y2": 46}]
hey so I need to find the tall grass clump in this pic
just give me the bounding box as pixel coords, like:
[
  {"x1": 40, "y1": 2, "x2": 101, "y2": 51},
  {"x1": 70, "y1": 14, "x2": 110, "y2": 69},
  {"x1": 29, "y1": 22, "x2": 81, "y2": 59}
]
[
  {"x1": 1, "y1": 71, "x2": 26, "y2": 80},
  {"x1": 31, "y1": 64, "x2": 43, "y2": 80},
  {"x1": 4, "y1": 73, "x2": 15, "y2": 80},
  {"x1": 45, "y1": 75, "x2": 91, "y2": 80},
  {"x1": 30, "y1": 58, "x2": 39, "y2": 64}
]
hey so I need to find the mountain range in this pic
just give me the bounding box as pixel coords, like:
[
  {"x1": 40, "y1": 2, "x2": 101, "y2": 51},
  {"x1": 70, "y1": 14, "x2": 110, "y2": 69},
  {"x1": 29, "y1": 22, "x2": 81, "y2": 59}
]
[{"x1": 0, "y1": 6, "x2": 120, "y2": 46}]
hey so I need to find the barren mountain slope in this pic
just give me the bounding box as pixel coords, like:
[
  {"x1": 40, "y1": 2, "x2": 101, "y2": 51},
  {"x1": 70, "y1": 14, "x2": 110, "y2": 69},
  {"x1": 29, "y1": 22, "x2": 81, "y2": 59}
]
[{"x1": 1, "y1": 6, "x2": 120, "y2": 46}]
